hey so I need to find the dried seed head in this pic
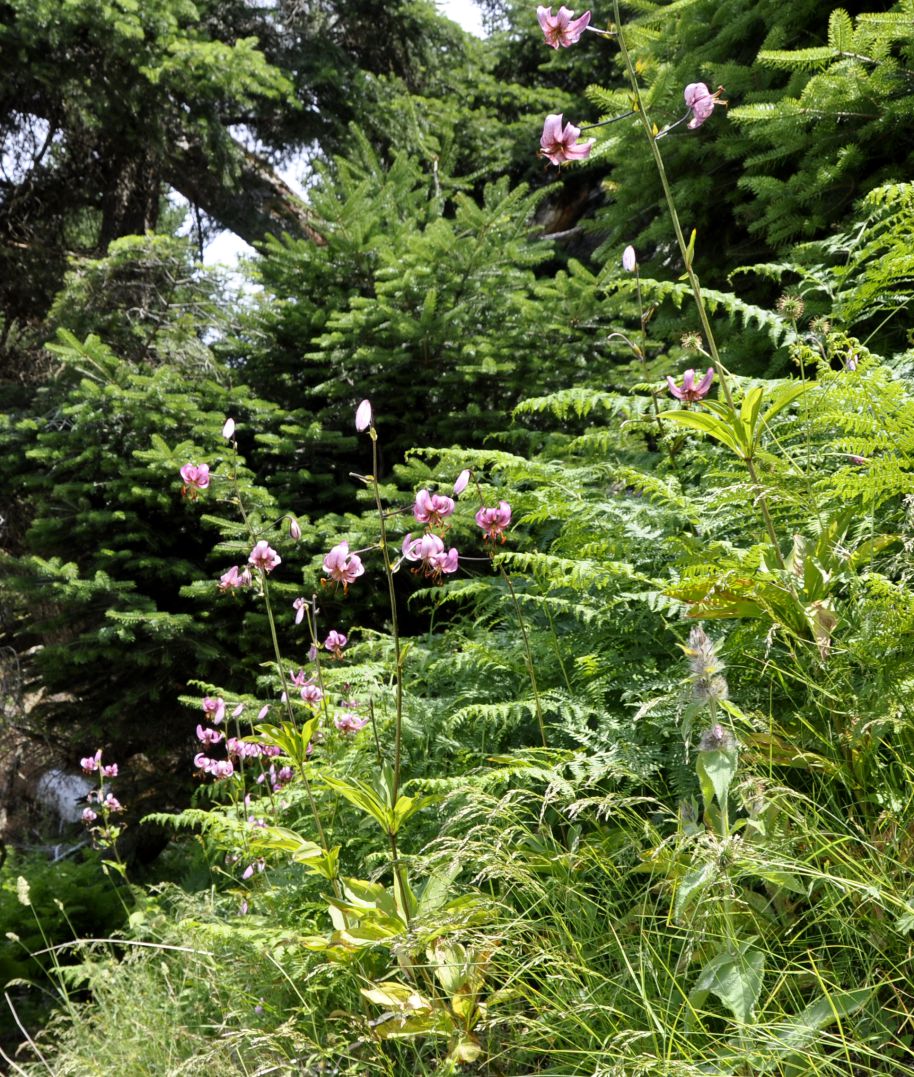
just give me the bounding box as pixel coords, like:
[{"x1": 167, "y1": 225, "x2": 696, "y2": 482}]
[
  {"x1": 681, "y1": 330, "x2": 703, "y2": 353},
  {"x1": 776, "y1": 293, "x2": 805, "y2": 322}
]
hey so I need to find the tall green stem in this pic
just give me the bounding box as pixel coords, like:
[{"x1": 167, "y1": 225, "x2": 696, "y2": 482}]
[
  {"x1": 260, "y1": 576, "x2": 333, "y2": 860},
  {"x1": 368, "y1": 429, "x2": 405, "y2": 802},
  {"x1": 366, "y1": 426, "x2": 411, "y2": 926},
  {"x1": 611, "y1": 1, "x2": 784, "y2": 566}
]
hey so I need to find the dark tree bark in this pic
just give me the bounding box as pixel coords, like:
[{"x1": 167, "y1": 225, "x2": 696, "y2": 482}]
[{"x1": 164, "y1": 138, "x2": 325, "y2": 249}]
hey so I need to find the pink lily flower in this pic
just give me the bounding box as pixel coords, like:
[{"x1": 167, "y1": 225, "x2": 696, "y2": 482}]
[
  {"x1": 293, "y1": 596, "x2": 307, "y2": 625},
  {"x1": 334, "y1": 711, "x2": 370, "y2": 735},
  {"x1": 249, "y1": 540, "x2": 281, "y2": 574},
  {"x1": 196, "y1": 724, "x2": 224, "y2": 746},
  {"x1": 324, "y1": 630, "x2": 348, "y2": 657},
  {"x1": 322, "y1": 541, "x2": 365, "y2": 591},
  {"x1": 453, "y1": 469, "x2": 471, "y2": 496},
  {"x1": 81, "y1": 807, "x2": 97, "y2": 825},
  {"x1": 179, "y1": 463, "x2": 210, "y2": 491},
  {"x1": 80, "y1": 749, "x2": 102, "y2": 774},
  {"x1": 537, "y1": 5, "x2": 591, "y2": 48},
  {"x1": 684, "y1": 83, "x2": 726, "y2": 129},
  {"x1": 202, "y1": 697, "x2": 226, "y2": 725},
  {"x1": 413, "y1": 488, "x2": 455, "y2": 527},
  {"x1": 539, "y1": 114, "x2": 594, "y2": 166},
  {"x1": 218, "y1": 564, "x2": 251, "y2": 591},
  {"x1": 667, "y1": 368, "x2": 714, "y2": 403},
  {"x1": 194, "y1": 752, "x2": 235, "y2": 778},
  {"x1": 401, "y1": 533, "x2": 459, "y2": 579},
  {"x1": 300, "y1": 683, "x2": 323, "y2": 705},
  {"x1": 100, "y1": 762, "x2": 118, "y2": 778},
  {"x1": 102, "y1": 793, "x2": 124, "y2": 813},
  {"x1": 475, "y1": 502, "x2": 512, "y2": 542}
]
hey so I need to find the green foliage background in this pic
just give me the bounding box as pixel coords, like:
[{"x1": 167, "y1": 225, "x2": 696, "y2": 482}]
[{"x1": 3, "y1": 1, "x2": 914, "y2": 1073}]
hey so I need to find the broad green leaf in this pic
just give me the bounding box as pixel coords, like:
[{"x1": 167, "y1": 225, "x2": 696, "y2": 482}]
[
  {"x1": 391, "y1": 792, "x2": 441, "y2": 833},
  {"x1": 742, "y1": 866, "x2": 808, "y2": 896},
  {"x1": 739, "y1": 385, "x2": 765, "y2": 440},
  {"x1": 674, "y1": 859, "x2": 717, "y2": 920},
  {"x1": 361, "y1": 981, "x2": 430, "y2": 1010},
  {"x1": 663, "y1": 409, "x2": 746, "y2": 457},
  {"x1": 393, "y1": 864, "x2": 418, "y2": 922},
  {"x1": 450, "y1": 1034, "x2": 483, "y2": 1063},
  {"x1": 761, "y1": 378, "x2": 812, "y2": 426},
  {"x1": 256, "y1": 716, "x2": 318, "y2": 766},
  {"x1": 752, "y1": 987, "x2": 873, "y2": 1073},
  {"x1": 691, "y1": 944, "x2": 765, "y2": 1024},
  {"x1": 418, "y1": 860, "x2": 462, "y2": 915},
  {"x1": 697, "y1": 746, "x2": 738, "y2": 810},
  {"x1": 322, "y1": 774, "x2": 391, "y2": 832},
  {"x1": 428, "y1": 940, "x2": 471, "y2": 995}
]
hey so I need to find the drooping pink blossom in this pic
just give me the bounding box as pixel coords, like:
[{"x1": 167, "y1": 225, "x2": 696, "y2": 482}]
[
  {"x1": 202, "y1": 697, "x2": 226, "y2": 726},
  {"x1": 355, "y1": 399, "x2": 373, "y2": 432},
  {"x1": 100, "y1": 763, "x2": 118, "y2": 779},
  {"x1": 293, "y1": 596, "x2": 307, "y2": 625},
  {"x1": 300, "y1": 683, "x2": 323, "y2": 705},
  {"x1": 475, "y1": 502, "x2": 512, "y2": 542},
  {"x1": 622, "y1": 245, "x2": 637, "y2": 272},
  {"x1": 324, "y1": 630, "x2": 348, "y2": 657},
  {"x1": 274, "y1": 765, "x2": 294, "y2": 788},
  {"x1": 322, "y1": 541, "x2": 365, "y2": 590},
  {"x1": 197, "y1": 724, "x2": 224, "y2": 746},
  {"x1": 537, "y1": 5, "x2": 591, "y2": 48},
  {"x1": 667, "y1": 368, "x2": 714, "y2": 403},
  {"x1": 334, "y1": 711, "x2": 370, "y2": 734},
  {"x1": 227, "y1": 737, "x2": 264, "y2": 760},
  {"x1": 80, "y1": 750, "x2": 102, "y2": 774},
  {"x1": 218, "y1": 565, "x2": 251, "y2": 591},
  {"x1": 289, "y1": 517, "x2": 302, "y2": 540},
  {"x1": 413, "y1": 488, "x2": 455, "y2": 528},
  {"x1": 540, "y1": 114, "x2": 594, "y2": 166},
  {"x1": 194, "y1": 752, "x2": 235, "y2": 779},
  {"x1": 257, "y1": 705, "x2": 270, "y2": 721},
  {"x1": 232, "y1": 702, "x2": 244, "y2": 718},
  {"x1": 454, "y1": 469, "x2": 471, "y2": 496},
  {"x1": 249, "y1": 540, "x2": 281, "y2": 574},
  {"x1": 684, "y1": 83, "x2": 726, "y2": 129},
  {"x1": 401, "y1": 533, "x2": 459, "y2": 579},
  {"x1": 179, "y1": 463, "x2": 210, "y2": 491},
  {"x1": 102, "y1": 793, "x2": 123, "y2": 813},
  {"x1": 81, "y1": 807, "x2": 97, "y2": 825}
]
